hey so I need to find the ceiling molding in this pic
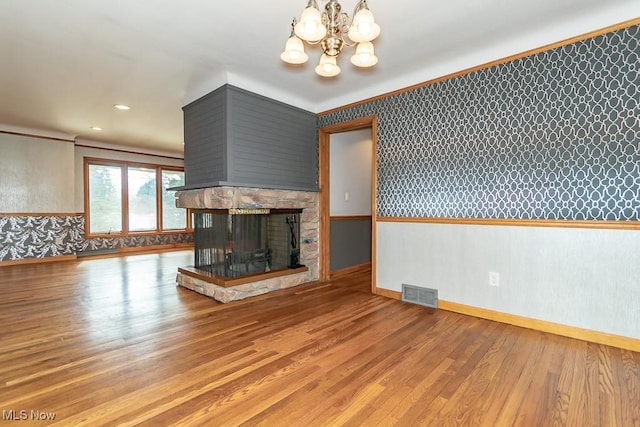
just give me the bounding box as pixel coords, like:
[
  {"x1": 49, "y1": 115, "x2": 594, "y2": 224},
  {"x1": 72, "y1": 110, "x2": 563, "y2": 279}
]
[
  {"x1": 0, "y1": 124, "x2": 76, "y2": 142},
  {"x1": 74, "y1": 138, "x2": 183, "y2": 160}
]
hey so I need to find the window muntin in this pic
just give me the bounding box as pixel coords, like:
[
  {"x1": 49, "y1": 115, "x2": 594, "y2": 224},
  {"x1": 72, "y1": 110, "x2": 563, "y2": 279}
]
[{"x1": 85, "y1": 159, "x2": 187, "y2": 236}]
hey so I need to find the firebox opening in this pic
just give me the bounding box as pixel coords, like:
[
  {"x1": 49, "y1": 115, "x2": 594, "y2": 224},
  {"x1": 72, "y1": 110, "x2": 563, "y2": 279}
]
[{"x1": 192, "y1": 208, "x2": 303, "y2": 280}]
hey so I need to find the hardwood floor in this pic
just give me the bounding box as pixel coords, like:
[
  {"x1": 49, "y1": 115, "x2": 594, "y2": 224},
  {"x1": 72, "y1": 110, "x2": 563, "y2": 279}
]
[{"x1": 0, "y1": 251, "x2": 638, "y2": 426}]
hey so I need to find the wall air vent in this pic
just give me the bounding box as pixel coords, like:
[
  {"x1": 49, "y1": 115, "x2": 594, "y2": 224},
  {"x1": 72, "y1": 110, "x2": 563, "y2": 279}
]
[{"x1": 401, "y1": 284, "x2": 438, "y2": 309}]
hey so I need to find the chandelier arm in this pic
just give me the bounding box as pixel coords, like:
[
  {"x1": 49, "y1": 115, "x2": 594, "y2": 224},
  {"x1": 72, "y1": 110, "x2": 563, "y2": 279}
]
[
  {"x1": 338, "y1": 12, "x2": 356, "y2": 47},
  {"x1": 288, "y1": 18, "x2": 297, "y2": 37},
  {"x1": 350, "y1": 0, "x2": 364, "y2": 21},
  {"x1": 340, "y1": 36, "x2": 357, "y2": 48},
  {"x1": 340, "y1": 12, "x2": 357, "y2": 47}
]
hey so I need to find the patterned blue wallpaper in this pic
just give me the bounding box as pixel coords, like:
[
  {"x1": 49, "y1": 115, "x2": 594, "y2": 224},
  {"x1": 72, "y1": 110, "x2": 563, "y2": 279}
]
[
  {"x1": 0, "y1": 214, "x2": 193, "y2": 262},
  {"x1": 319, "y1": 25, "x2": 640, "y2": 221}
]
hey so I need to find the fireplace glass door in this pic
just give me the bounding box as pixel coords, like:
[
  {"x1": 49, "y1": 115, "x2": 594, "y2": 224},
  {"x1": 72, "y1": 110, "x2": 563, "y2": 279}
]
[{"x1": 193, "y1": 209, "x2": 302, "y2": 279}]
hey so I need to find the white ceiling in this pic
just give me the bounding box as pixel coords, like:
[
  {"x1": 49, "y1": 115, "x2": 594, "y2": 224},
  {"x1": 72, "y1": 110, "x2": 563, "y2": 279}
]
[{"x1": 0, "y1": 1, "x2": 638, "y2": 155}]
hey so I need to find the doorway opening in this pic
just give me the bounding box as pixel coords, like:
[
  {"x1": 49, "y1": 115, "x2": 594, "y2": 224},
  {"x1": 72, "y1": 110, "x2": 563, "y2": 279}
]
[{"x1": 319, "y1": 115, "x2": 378, "y2": 292}]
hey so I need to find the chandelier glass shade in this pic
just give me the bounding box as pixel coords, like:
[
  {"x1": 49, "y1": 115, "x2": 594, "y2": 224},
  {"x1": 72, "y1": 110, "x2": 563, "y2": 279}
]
[
  {"x1": 315, "y1": 54, "x2": 341, "y2": 77},
  {"x1": 280, "y1": 35, "x2": 309, "y2": 64},
  {"x1": 281, "y1": 0, "x2": 380, "y2": 77}
]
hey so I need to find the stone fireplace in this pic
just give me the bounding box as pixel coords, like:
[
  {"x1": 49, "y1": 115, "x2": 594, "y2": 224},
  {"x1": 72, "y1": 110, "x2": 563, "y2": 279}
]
[
  {"x1": 176, "y1": 85, "x2": 319, "y2": 302},
  {"x1": 175, "y1": 186, "x2": 319, "y2": 302}
]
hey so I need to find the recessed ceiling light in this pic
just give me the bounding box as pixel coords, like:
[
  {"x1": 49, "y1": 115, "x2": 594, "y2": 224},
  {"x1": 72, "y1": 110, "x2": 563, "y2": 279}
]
[
  {"x1": 113, "y1": 104, "x2": 131, "y2": 110},
  {"x1": 90, "y1": 126, "x2": 103, "y2": 131}
]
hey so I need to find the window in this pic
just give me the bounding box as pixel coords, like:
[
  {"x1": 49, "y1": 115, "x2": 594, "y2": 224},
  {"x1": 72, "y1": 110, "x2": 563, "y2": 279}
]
[
  {"x1": 85, "y1": 159, "x2": 187, "y2": 236},
  {"x1": 128, "y1": 166, "x2": 157, "y2": 232},
  {"x1": 88, "y1": 164, "x2": 123, "y2": 234},
  {"x1": 162, "y1": 169, "x2": 187, "y2": 230}
]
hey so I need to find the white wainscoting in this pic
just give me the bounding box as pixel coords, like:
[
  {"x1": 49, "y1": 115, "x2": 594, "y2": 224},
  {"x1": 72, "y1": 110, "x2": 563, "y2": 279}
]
[{"x1": 377, "y1": 221, "x2": 640, "y2": 339}]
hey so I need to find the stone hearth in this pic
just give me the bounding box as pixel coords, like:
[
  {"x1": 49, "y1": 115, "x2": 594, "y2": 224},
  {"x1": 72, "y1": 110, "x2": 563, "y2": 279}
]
[{"x1": 174, "y1": 186, "x2": 319, "y2": 302}]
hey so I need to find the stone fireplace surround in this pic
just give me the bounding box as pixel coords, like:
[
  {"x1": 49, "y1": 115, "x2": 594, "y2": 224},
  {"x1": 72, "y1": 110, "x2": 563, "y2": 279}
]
[{"x1": 174, "y1": 186, "x2": 319, "y2": 302}]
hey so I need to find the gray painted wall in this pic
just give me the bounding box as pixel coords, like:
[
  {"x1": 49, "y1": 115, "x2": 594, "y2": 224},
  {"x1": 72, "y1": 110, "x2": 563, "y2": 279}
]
[
  {"x1": 330, "y1": 218, "x2": 372, "y2": 272},
  {"x1": 183, "y1": 84, "x2": 318, "y2": 191}
]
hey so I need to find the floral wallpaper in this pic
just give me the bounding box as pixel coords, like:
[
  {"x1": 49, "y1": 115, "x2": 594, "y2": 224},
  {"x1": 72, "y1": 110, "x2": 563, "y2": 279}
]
[
  {"x1": 81, "y1": 232, "x2": 193, "y2": 252},
  {"x1": 0, "y1": 215, "x2": 82, "y2": 260},
  {"x1": 0, "y1": 214, "x2": 193, "y2": 262}
]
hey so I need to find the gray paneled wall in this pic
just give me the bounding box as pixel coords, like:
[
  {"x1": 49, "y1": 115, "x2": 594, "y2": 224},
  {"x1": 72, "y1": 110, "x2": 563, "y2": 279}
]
[
  {"x1": 183, "y1": 86, "x2": 227, "y2": 186},
  {"x1": 183, "y1": 85, "x2": 318, "y2": 191},
  {"x1": 228, "y1": 86, "x2": 317, "y2": 189}
]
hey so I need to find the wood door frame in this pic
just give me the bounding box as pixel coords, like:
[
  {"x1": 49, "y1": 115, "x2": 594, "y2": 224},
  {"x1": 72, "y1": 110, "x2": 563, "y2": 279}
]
[{"x1": 318, "y1": 115, "x2": 378, "y2": 292}]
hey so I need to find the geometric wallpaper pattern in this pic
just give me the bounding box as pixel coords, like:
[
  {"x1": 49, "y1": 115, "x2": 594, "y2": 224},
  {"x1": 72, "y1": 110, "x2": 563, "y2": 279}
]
[
  {"x1": 0, "y1": 214, "x2": 193, "y2": 262},
  {"x1": 319, "y1": 25, "x2": 639, "y2": 221}
]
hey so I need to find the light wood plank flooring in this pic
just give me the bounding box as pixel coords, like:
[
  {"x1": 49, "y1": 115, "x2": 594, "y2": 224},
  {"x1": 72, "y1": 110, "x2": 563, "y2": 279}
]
[{"x1": 0, "y1": 251, "x2": 638, "y2": 426}]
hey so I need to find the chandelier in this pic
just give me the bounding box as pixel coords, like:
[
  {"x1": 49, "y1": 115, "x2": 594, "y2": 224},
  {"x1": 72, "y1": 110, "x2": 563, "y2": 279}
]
[{"x1": 280, "y1": 0, "x2": 380, "y2": 78}]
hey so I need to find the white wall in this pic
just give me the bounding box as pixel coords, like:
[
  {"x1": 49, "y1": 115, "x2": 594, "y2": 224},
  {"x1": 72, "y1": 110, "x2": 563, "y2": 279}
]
[
  {"x1": 377, "y1": 221, "x2": 640, "y2": 339},
  {"x1": 329, "y1": 129, "x2": 372, "y2": 216},
  {"x1": 0, "y1": 131, "x2": 185, "y2": 214},
  {"x1": 0, "y1": 129, "x2": 189, "y2": 261},
  {"x1": 0, "y1": 132, "x2": 75, "y2": 212}
]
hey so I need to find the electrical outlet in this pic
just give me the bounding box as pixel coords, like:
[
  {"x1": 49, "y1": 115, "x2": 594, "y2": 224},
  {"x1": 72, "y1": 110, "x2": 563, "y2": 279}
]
[{"x1": 489, "y1": 272, "x2": 500, "y2": 287}]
